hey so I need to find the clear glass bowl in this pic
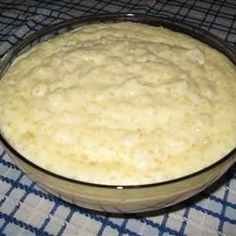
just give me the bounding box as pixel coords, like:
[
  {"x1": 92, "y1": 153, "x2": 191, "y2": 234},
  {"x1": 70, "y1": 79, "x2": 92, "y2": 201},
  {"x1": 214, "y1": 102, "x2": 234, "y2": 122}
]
[{"x1": 0, "y1": 13, "x2": 235, "y2": 213}]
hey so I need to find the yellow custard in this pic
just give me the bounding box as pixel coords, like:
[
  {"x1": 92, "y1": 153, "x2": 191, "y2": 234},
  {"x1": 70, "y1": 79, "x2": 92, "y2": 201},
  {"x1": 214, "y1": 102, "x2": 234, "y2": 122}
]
[{"x1": 0, "y1": 22, "x2": 235, "y2": 185}]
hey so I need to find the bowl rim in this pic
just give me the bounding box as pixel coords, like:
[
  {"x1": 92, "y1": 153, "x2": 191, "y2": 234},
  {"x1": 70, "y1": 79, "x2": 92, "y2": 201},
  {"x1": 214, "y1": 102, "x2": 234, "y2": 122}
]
[{"x1": 0, "y1": 13, "x2": 235, "y2": 189}]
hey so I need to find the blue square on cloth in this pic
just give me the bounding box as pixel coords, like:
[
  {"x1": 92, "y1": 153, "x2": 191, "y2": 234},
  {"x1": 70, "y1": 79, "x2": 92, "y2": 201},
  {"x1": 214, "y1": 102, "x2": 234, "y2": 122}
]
[
  {"x1": 44, "y1": 205, "x2": 71, "y2": 235},
  {"x1": 0, "y1": 189, "x2": 25, "y2": 215},
  {"x1": 3, "y1": 223, "x2": 34, "y2": 236},
  {"x1": 14, "y1": 194, "x2": 54, "y2": 228},
  {"x1": 62, "y1": 212, "x2": 102, "y2": 236}
]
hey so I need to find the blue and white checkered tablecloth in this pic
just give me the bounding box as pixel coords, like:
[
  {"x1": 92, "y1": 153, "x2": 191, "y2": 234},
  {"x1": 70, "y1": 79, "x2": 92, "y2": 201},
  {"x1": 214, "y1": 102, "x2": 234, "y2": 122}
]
[{"x1": 0, "y1": 1, "x2": 235, "y2": 235}]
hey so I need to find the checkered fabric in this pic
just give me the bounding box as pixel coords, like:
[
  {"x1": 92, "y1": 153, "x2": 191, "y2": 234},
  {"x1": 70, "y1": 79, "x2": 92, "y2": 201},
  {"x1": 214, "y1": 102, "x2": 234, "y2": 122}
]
[{"x1": 0, "y1": 1, "x2": 235, "y2": 235}]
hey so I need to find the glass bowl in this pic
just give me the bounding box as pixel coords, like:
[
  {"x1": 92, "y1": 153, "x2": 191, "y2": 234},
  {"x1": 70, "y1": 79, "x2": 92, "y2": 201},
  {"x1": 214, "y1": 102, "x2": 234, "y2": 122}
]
[{"x1": 0, "y1": 13, "x2": 235, "y2": 213}]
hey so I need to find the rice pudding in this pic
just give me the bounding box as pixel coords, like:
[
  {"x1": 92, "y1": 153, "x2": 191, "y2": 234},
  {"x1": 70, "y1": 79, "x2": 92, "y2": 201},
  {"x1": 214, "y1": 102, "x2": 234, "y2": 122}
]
[{"x1": 0, "y1": 22, "x2": 235, "y2": 185}]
